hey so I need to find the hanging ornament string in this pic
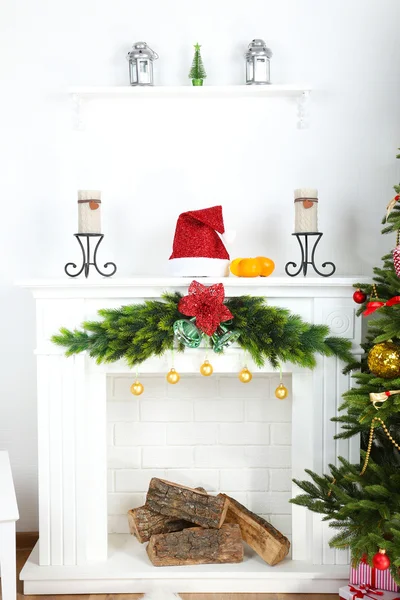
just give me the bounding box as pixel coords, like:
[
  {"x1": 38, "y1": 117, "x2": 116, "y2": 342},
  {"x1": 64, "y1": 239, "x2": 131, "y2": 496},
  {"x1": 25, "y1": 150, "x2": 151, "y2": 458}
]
[
  {"x1": 131, "y1": 365, "x2": 144, "y2": 396},
  {"x1": 275, "y1": 363, "x2": 289, "y2": 399},
  {"x1": 239, "y1": 350, "x2": 253, "y2": 383},
  {"x1": 166, "y1": 349, "x2": 180, "y2": 384},
  {"x1": 360, "y1": 417, "x2": 400, "y2": 476},
  {"x1": 200, "y1": 336, "x2": 213, "y2": 377}
]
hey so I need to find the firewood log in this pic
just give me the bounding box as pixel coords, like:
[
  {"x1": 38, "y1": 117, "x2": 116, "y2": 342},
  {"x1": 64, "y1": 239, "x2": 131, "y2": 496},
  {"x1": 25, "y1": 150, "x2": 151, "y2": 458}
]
[
  {"x1": 146, "y1": 524, "x2": 243, "y2": 566},
  {"x1": 145, "y1": 478, "x2": 229, "y2": 529},
  {"x1": 128, "y1": 507, "x2": 193, "y2": 543},
  {"x1": 222, "y1": 494, "x2": 290, "y2": 565}
]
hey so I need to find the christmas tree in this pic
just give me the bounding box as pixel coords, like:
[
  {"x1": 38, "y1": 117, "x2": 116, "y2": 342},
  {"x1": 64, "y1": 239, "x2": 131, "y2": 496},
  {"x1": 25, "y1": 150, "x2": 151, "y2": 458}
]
[
  {"x1": 189, "y1": 43, "x2": 207, "y2": 85},
  {"x1": 291, "y1": 153, "x2": 400, "y2": 581}
]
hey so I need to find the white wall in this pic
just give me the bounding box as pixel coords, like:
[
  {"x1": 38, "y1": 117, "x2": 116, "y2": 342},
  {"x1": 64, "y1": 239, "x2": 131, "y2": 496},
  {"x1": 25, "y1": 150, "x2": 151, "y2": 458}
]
[{"x1": 1, "y1": 0, "x2": 400, "y2": 530}]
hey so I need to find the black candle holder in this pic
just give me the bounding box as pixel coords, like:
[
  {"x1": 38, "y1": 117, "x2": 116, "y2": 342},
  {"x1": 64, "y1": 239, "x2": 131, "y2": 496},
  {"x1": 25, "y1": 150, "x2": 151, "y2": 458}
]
[
  {"x1": 65, "y1": 233, "x2": 117, "y2": 278},
  {"x1": 285, "y1": 232, "x2": 336, "y2": 277}
]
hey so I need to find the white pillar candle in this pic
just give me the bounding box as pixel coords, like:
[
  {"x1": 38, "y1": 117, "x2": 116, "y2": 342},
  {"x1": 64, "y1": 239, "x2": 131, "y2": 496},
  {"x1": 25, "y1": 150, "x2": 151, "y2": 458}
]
[
  {"x1": 294, "y1": 188, "x2": 318, "y2": 233},
  {"x1": 78, "y1": 190, "x2": 101, "y2": 234}
]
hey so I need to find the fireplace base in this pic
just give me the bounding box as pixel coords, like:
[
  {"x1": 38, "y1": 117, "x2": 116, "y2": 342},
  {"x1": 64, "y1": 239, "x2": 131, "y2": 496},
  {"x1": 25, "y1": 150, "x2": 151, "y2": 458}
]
[{"x1": 20, "y1": 534, "x2": 348, "y2": 594}]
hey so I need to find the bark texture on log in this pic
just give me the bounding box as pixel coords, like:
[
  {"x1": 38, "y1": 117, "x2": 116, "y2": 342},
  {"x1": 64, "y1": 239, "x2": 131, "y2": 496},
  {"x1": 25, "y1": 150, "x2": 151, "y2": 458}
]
[
  {"x1": 145, "y1": 478, "x2": 229, "y2": 529},
  {"x1": 127, "y1": 507, "x2": 193, "y2": 544},
  {"x1": 146, "y1": 524, "x2": 244, "y2": 566},
  {"x1": 222, "y1": 495, "x2": 290, "y2": 566}
]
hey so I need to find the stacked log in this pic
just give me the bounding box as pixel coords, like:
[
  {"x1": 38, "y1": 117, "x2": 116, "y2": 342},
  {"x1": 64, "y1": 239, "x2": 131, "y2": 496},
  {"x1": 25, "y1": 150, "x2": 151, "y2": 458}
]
[
  {"x1": 147, "y1": 524, "x2": 243, "y2": 566},
  {"x1": 222, "y1": 494, "x2": 290, "y2": 565},
  {"x1": 127, "y1": 477, "x2": 290, "y2": 567},
  {"x1": 145, "y1": 478, "x2": 229, "y2": 529}
]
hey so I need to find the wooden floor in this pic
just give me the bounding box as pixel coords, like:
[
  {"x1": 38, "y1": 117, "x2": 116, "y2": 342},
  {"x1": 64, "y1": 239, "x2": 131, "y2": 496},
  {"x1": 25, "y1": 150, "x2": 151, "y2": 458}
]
[{"x1": 2, "y1": 540, "x2": 338, "y2": 600}]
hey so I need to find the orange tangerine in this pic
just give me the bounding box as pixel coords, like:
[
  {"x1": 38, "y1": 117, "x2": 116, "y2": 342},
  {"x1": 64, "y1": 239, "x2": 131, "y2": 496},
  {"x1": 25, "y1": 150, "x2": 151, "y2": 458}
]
[
  {"x1": 229, "y1": 257, "x2": 243, "y2": 276},
  {"x1": 237, "y1": 258, "x2": 261, "y2": 277},
  {"x1": 256, "y1": 256, "x2": 275, "y2": 277}
]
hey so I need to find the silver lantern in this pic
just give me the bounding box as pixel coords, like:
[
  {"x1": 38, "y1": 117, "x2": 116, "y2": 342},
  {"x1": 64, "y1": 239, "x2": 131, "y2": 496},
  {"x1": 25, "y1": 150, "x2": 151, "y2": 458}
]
[
  {"x1": 127, "y1": 42, "x2": 158, "y2": 86},
  {"x1": 245, "y1": 39, "x2": 272, "y2": 85}
]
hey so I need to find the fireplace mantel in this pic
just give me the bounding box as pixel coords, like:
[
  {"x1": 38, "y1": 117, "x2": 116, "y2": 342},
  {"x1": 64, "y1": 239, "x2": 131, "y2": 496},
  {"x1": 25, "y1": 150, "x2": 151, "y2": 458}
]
[
  {"x1": 20, "y1": 275, "x2": 369, "y2": 298},
  {"x1": 19, "y1": 276, "x2": 368, "y2": 594}
]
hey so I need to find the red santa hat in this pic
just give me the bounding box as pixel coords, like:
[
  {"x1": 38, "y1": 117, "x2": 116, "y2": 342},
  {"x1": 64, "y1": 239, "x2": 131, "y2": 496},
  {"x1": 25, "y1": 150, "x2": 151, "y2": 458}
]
[{"x1": 169, "y1": 206, "x2": 231, "y2": 276}]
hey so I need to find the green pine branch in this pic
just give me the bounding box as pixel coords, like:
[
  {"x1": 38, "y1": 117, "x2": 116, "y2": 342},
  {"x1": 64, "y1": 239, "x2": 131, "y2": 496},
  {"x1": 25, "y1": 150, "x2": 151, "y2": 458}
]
[
  {"x1": 291, "y1": 455, "x2": 400, "y2": 582},
  {"x1": 52, "y1": 292, "x2": 352, "y2": 369}
]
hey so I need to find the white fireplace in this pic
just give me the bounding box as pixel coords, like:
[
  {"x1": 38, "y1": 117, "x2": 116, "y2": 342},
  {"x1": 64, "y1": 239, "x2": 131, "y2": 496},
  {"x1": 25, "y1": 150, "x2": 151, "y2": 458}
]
[{"x1": 19, "y1": 276, "x2": 366, "y2": 594}]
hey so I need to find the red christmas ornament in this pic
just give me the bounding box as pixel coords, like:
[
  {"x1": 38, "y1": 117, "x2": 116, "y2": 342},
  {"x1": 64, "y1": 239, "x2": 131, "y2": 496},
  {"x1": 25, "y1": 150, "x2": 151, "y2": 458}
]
[
  {"x1": 353, "y1": 289, "x2": 367, "y2": 304},
  {"x1": 393, "y1": 245, "x2": 400, "y2": 277},
  {"x1": 178, "y1": 280, "x2": 233, "y2": 336},
  {"x1": 360, "y1": 553, "x2": 368, "y2": 564},
  {"x1": 372, "y1": 549, "x2": 390, "y2": 570}
]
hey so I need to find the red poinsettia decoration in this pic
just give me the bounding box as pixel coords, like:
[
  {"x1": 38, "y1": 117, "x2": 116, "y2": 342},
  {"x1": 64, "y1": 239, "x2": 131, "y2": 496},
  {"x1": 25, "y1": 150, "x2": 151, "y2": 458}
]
[{"x1": 178, "y1": 280, "x2": 233, "y2": 336}]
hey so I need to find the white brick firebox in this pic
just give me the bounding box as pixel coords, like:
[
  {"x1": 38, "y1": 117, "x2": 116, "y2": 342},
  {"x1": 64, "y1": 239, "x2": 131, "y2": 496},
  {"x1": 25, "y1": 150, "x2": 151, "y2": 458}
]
[
  {"x1": 106, "y1": 372, "x2": 293, "y2": 541},
  {"x1": 19, "y1": 277, "x2": 366, "y2": 595}
]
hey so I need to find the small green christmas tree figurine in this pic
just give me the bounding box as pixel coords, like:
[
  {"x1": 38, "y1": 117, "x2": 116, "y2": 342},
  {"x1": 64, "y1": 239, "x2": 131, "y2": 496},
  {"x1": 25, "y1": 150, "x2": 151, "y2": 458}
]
[{"x1": 189, "y1": 43, "x2": 207, "y2": 86}]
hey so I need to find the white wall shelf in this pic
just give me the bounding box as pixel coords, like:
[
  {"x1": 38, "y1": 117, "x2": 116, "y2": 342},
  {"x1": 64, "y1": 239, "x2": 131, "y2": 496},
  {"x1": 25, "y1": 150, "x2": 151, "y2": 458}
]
[
  {"x1": 69, "y1": 84, "x2": 311, "y2": 100},
  {"x1": 69, "y1": 85, "x2": 312, "y2": 128}
]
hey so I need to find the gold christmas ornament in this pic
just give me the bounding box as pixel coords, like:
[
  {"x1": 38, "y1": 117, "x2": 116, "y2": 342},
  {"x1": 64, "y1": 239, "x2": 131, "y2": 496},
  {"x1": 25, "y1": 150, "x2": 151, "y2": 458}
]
[
  {"x1": 166, "y1": 368, "x2": 180, "y2": 384},
  {"x1": 130, "y1": 380, "x2": 144, "y2": 396},
  {"x1": 275, "y1": 383, "x2": 289, "y2": 400},
  {"x1": 367, "y1": 341, "x2": 400, "y2": 379},
  {"x1": 239, "y1": 367, "x2": 252, "y2": 383},
  {"x1": 200, "y1": 360, "x2": 213, "y2": 377}
]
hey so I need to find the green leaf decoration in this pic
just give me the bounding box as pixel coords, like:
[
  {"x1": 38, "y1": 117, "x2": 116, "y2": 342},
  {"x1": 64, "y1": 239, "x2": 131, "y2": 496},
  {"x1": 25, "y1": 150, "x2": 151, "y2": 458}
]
[{"x1": 51, "y1": 292, "x2": 353, "y2": 369}]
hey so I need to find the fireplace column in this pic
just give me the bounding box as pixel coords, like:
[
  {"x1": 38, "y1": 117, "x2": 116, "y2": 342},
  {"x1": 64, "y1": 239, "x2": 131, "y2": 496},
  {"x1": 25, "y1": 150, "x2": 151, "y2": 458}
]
[{"x1": 36, "y1": 298, "x2": 108, "y2": 566}]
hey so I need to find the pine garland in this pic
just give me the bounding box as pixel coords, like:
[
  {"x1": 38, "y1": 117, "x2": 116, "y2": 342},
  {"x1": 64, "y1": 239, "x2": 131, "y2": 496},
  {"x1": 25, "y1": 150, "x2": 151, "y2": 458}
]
[{"x1": 52, "y1": 292, "x2": 353, "y2": 368}]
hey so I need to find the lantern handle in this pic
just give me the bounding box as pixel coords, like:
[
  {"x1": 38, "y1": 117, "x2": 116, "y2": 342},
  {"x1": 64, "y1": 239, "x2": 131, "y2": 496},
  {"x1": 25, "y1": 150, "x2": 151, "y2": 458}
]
[{"x1": 147, "y1": 44, "x2": 159, "y2": 60}]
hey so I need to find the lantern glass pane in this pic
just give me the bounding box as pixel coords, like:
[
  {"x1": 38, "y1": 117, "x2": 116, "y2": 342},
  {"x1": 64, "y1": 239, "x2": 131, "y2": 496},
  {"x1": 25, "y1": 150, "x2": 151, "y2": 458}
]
[
  {"x1": 254, "y1": 57, "x2": 268, "y2": 82},
  {"x1": 138, "y1": 59, "x2": 152, "y2": 84},
  {"x1": 246, "y1": 59, "x2": 254, "y2": 84},
  {"x1": 129, "y1": 61, "x2": 138, "y2": 85}
]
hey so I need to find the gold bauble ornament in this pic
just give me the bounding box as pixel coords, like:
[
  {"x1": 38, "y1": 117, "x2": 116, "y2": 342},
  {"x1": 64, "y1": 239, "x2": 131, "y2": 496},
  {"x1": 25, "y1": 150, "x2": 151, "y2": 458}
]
[
  {"x1": 367, "y1": 341, "x2": 400, "y2": 379},
  {"x1": 166, "y1": 368, "x2": 180, "y2": 384},
  {"x1": 200, "y1": 360, "x2": 213, "y2": 377},
  {"x1": 130, "y1": 380, "x2": 144, "y2": 396},
  {"x1": 275, "y1": 383, "x2": 289, "y2": 400},
  {"x1": 239, "y1": 367, "x2": 252, "y2": 383}
]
